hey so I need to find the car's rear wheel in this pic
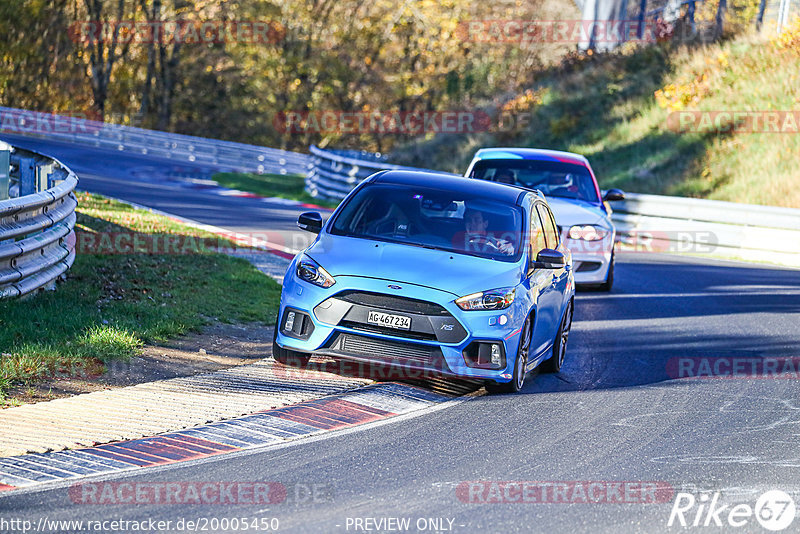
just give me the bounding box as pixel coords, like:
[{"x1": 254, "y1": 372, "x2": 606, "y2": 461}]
[
  {"x1": 486, "y1": 314, "x2": 532, "y2": 394},
  {"x1": 541, "y1": 298, "x2": 573, "y2": 373},
  {"x1": 272, "y1": 326, "x2": 311, "y2": 368}
]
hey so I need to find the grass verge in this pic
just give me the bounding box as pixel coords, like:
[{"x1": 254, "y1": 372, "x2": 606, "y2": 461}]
[
  {"x1": 0, "y1": 192, "x2": 281, "y2": 402},
  {"x1": 212, "y1": 171, "x2": 339, "y2": 208}
]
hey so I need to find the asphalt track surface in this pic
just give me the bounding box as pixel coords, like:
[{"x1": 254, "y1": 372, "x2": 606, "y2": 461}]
[{"x1": 2, "y1": 134, "x2": 800, "y2": 533}]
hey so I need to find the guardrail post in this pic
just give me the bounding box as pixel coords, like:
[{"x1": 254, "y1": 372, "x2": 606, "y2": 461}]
[
  {"x1": 19, "y1": 157, "x2": 36, "y2": 196},
  {"x1": 0, "y1": 141, "x2": 9, "y2": 200},
  {"x1": 36, "y1": 163, "x2": 53, "y2": 192}
]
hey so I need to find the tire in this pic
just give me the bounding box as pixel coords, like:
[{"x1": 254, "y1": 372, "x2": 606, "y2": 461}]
[
  {"x1": 272, "y1": 326, "x2": 311, "y2": 368},
  {"x1": 541, "y1": 298, "x2": 573, "y2": 373},
  {"x1": 597, "y1": 252, "x2": 614, "y2": 292},
  {"x1": 486, "y1": 314, "x2": 532, "y2": 394}
]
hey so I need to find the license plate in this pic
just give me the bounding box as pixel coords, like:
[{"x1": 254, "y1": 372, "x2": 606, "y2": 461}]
[{"x1": 367, "y1": 310, "x2": 412, "y2": 330}]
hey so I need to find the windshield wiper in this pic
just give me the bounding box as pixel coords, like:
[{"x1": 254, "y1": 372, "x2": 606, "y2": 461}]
[{"x1": 361, "y1": 235, "x2": 439, "y2": 251}]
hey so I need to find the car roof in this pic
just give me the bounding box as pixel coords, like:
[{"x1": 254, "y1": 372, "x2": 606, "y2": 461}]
[
  {"x1": 472, "y1": 147, "x2": 589, "y2": 166},
  {"x1": 371, "y1": 170, "x2": 528, "y2": 205}
]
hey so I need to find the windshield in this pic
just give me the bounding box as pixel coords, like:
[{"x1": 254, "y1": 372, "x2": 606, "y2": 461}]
[
  {"x1": 330, "y1": 184, "x2": 524, "y2": 262},
  {"x1": 471, "y1": 159, "x2": 601, "y2": 204}
]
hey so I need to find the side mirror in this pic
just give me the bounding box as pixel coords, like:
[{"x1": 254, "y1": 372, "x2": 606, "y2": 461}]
[
  {"x1": 603, "y1": 188, "x2": 625, "y2": 201},
  {"x1": 297, "y1": 212, "x2": 323, "y2": 234},
  {"x1": 533, "y1": 248, "x2": 565, "y2": 269}
]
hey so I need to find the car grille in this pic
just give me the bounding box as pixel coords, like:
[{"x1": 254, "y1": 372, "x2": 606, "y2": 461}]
[
  {"x1": 339, "y1": 321, "x2": 437, "y2": 341},
  {"x1": 327, "y1": 333, "x2": 442, "y2": 366},
  {"x1": 335, "y1": 290, "x2": 450, "y2": 316}
]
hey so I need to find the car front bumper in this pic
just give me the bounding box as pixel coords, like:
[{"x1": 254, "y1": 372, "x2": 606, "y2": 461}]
[
  {"x1": 565, "y1": 233, "x2": 614, "y2": 285},
  {"x1": 275, "y1": 272, "x2": 530, "y2": 383}
]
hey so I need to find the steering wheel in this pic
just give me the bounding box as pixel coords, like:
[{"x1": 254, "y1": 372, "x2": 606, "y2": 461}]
[{"x1": 467, "y1": 235, "x2": 499, "y2": 251}]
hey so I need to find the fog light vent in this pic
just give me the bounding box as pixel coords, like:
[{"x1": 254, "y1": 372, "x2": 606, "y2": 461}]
[
  {"x1": 463, "y1": 341, "x2": 506, "y2": 370},
  {"x1": 280, "y1": 308, "x2": 314, "y2": 340}
]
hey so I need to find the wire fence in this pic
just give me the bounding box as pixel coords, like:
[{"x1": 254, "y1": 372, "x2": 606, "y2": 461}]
[{"x1": 576, "y1": 0, "x2": 797, "y2": 50}]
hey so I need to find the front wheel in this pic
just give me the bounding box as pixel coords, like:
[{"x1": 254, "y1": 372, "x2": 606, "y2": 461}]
[
  {"x1": 272, "y1": 327, "x2": 311, "y2": 368},
  {"x1": 541, "y1": 298, "x2": 573, "y2": 373},
  {"x1": 486, "y1": 314, "x2": 532, "y2": 394}
]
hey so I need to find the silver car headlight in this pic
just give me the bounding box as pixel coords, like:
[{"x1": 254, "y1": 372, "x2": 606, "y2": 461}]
[
  {"x1": 296, "y1": 255, "x2": 336, "y2": 288},
  {"x1": 456, "y1": 287, "x2": 515, "y2": 311},
  {"x1": 568, "y1": 225, "x2": 609, "y2": 241}
]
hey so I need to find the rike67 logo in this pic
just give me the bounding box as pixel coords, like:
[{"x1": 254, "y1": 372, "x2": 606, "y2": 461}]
[{"x1": 668, "y1": 490, "x2": 796, "y2": 531}]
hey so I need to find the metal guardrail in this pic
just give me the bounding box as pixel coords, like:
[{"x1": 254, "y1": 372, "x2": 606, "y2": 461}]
[
  {"x1": 306, "y1": 146, "x2": 800, "y2": 267},
  {"x1": 611, "y1": 194, "x2": 800, "y2": 267},
  {"x1": 0, "y1": 141, "x2": 78, "y2": 299},
  {"x1": 0, "y1": 107, "x2": 312, "y2": 176},
  {"x1": 305, "y1": 145, "x2": 456, "y2": 201}
]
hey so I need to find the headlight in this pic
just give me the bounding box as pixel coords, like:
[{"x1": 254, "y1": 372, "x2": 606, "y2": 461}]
[
  {"x1": 568, "y1": 225, "x2": 609, "y2": 241},
  {"x1": 456, "y1": 287, "x2": 515, "y2": 311},
  {"x1": 296, "y1": 255, "x2": 335, "y2": 288}
]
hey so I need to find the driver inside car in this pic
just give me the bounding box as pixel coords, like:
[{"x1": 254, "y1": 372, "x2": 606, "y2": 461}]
[
  {"x1": 534, "y1": 173, "x2": 579, "y2": 197},
  {"x1": 463, "y1": 207, "x2": 515, "y2": 255}
]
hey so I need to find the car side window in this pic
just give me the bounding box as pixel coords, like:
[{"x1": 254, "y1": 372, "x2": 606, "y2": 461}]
[
  {"x1": 536, "y1": 204, "x2": 559, "y2": 249},
  {"x1": 529, "y1": 204, "x2": 547, "y2": 254}
]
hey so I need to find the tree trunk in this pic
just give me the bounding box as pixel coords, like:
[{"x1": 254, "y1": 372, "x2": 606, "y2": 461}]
[
  {"x1": 756, "y1": 0, "x2": 768, "y2": 31},
  {"x1": 83, "y1": 0, "x2": 128, "y2": 120},
  {"x1": 714, "y1": 0, "x2": 727, "y2": 40},
  {"x1": 138, "y1": 0, "x2": 160, "y2": 125}
]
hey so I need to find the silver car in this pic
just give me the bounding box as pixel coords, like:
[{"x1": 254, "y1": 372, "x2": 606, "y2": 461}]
[{"x1": 465, "y1": 148, "x2": 624, "y2": 290}]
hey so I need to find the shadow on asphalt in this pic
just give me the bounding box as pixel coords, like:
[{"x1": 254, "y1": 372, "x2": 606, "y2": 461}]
[{"x1": 518, "y1": 254, "x2": 800, "y2": 396}]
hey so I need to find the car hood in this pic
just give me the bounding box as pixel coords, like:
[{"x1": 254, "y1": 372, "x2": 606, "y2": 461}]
[
  {"x1": 306, "y1": 234, "x2": 524, "y2": 297},
  {"x1": 545, "y1": 197, "x2": 609, "y2": 227}
]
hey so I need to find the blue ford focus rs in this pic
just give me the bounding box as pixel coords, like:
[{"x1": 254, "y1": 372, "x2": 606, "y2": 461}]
[{"x1": 273, "y1": 170, "x2": 575, "y2": 393}]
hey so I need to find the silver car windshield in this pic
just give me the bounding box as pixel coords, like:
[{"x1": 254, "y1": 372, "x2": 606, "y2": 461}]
[{"x1": 471, "y1": 159, "x2": 601, "y2": 204}]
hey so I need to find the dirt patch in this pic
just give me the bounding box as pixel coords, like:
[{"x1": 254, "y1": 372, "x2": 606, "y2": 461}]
[{"x1": 4, "y1": 323, "x2": 275, "y2": 407}]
